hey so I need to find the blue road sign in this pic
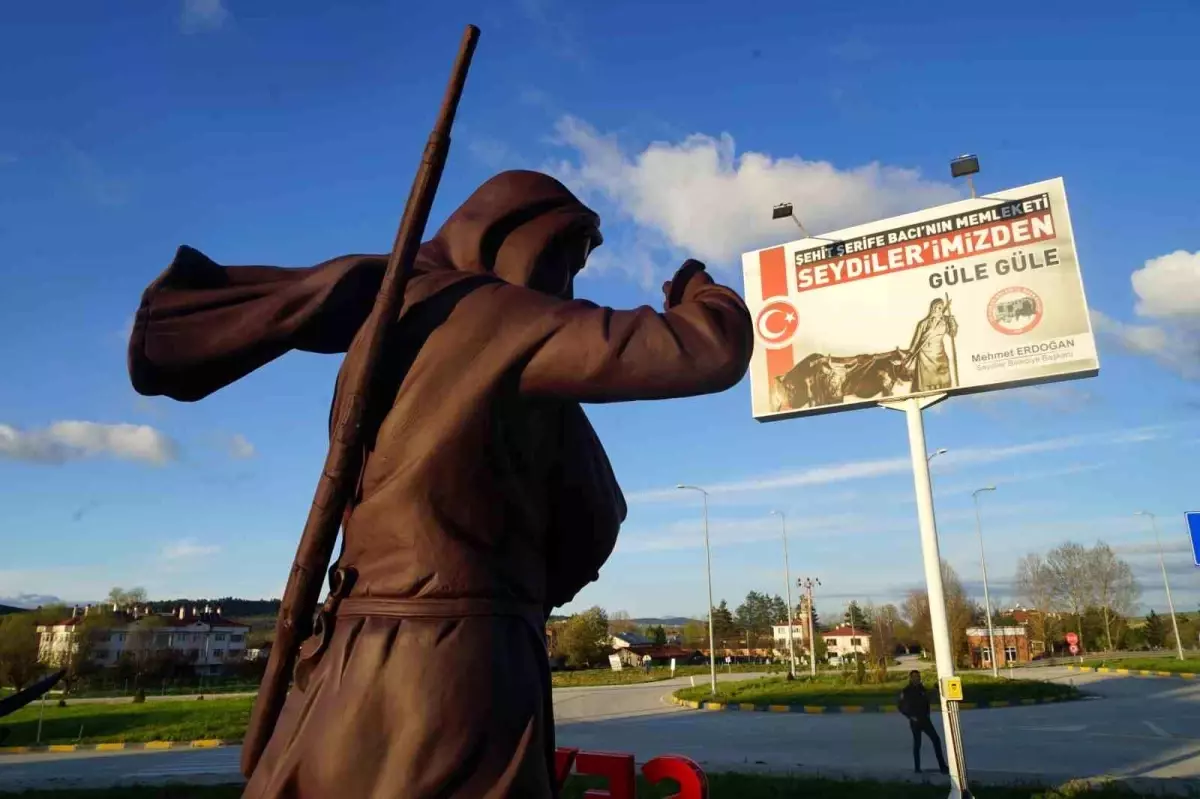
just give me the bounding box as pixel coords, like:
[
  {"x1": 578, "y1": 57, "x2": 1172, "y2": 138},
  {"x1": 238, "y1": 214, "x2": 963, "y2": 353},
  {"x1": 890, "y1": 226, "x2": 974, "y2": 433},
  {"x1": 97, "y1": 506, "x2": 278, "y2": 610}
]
[{"x1": 1188, "y1": 512, "x2": 1200, "y2": 567}]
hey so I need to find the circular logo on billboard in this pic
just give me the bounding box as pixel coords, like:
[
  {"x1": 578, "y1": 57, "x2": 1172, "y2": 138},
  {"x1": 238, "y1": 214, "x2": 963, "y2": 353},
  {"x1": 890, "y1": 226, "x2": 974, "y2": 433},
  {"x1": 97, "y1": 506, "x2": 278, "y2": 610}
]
[
  {"x1": 756, "y1": 299, "x2": 799, "y2": 349},
  {"x1": 987, "y1": 287, "x2": 1043, "y2": 336}
]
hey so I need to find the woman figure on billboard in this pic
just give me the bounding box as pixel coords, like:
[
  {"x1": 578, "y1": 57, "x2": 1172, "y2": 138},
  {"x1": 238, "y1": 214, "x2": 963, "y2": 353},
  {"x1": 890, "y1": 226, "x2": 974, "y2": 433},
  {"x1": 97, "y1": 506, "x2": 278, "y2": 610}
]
[{"x1": 905, "y1": 297, "x2": 958, "y2": 392}]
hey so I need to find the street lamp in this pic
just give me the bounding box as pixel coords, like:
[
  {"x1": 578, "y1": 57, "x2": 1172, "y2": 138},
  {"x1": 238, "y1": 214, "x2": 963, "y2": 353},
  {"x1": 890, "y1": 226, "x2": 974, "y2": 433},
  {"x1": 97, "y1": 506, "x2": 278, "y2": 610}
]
[
  {"x1": 928, "y1": 448, "x2": 948, "y2": 463},
  {"x1": 771, "y1": 202, "x2": 812, "y2": 238},
  {"x1": 678, "y1": 484, "x2": 718, "y2": 694},
  {"x1": 771, "y1": 510, "x2": 797, "y2": 678},
  {"x1": 972, "y1": 486, "x2": 999, "y2": 678},
  {"x1": 1136, "y1": 511, "x2": 1185, "y2": 660},
  {"x1": 951, "y1": 153, "x2": 981, "y2": 199}
]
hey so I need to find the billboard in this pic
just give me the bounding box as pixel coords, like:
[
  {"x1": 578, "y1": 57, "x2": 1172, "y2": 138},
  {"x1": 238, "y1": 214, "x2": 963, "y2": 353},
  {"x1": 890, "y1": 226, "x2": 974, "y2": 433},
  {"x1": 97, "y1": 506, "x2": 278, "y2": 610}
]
[{"x1": 742, "y1": 177, "x2": 1099, "y2": 421}]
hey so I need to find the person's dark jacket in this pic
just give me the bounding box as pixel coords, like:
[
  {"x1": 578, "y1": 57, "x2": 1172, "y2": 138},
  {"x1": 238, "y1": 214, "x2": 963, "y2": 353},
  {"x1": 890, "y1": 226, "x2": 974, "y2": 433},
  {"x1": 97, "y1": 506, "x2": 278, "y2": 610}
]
[{"x1": 899, "y1": 683, "x2": 932, "y2": 720}]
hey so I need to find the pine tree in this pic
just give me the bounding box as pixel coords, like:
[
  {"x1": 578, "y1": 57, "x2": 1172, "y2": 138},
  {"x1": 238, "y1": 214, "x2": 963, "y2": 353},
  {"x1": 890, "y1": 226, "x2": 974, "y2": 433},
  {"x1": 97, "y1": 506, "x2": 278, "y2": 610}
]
[{"x1": 1145, "y1": 610, "x2": 1166, "y2": 648}]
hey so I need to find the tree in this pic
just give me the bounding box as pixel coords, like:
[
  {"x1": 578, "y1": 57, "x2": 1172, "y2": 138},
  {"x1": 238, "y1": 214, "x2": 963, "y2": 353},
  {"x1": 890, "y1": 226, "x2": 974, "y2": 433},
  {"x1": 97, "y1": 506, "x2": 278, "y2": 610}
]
[
  {"x1": 106, "y1": 587, "x2": 148, "y2": 609},
  {"x1": 1046, "y1": 543, "x2": 1096, "y2": 644},
  {"x1": 768, "y1": 595, "x2": 789, "y2": 626},
  {"x1": 0, "y1": 613, "x2": 44, "y2": 690},
  {"x1": 649, "y1": 625, "x2": 667, "y2": 647},
  {"x1": 608, "y1": 611, "x2": 637, "y2": 635},
  {"x1": 735, "y1": 591, "x2": 775, "y2": 649},
  {"x1": 902, "y1": 561, "x2": 977, "y2": 666},
  {"x1": 866, "y1": 601, "x2": 901, "y2": 660},
  {"x1": 711, "y1": 601, "x2": 737, "y2": 649},
  {"x1": 120, "y1": 615, "x2": 167, "y2": 685},
  {"x1": 844, "y1": 601, "x2": 871, "y2": 631},
  {"x1": 1145, "y1": 610, "x2": 1166, "y2": 649},
  {"x1": 1087, "y1": 542, "x2": 1140, "y2": 652},
  {"x1": 877, "y1": 603, "x2": 915, "y2": 653},
  {"x1": 1014, "y1": 553, "x2": 1057, "y2": 654},
  {"x1": 681, "y1": 619, "x2": 709, "y2": 648},
  {"x1": 559, "y1": 607, "x2": 610, "y2": 668}
]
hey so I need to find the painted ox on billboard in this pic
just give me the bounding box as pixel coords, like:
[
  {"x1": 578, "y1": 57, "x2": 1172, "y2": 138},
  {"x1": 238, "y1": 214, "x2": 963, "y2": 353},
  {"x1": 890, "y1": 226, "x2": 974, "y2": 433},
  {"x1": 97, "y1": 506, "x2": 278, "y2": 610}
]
[{"x1": 769, "y1": 348, "x2": 912, "y2": 412}]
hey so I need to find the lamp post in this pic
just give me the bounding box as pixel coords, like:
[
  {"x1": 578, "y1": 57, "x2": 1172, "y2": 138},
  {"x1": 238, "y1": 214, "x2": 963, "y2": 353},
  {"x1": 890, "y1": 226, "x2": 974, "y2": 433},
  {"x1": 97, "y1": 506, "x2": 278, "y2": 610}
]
[
  {"x1": 771, "y1": 202, "x2": 811, "y2": 238},
  {"x1": 678, "y1": 484, "x2": 718, "y2": 694},
  {"x1": 928, "y1": 448, "x2": 948, "y2": 463},
  {"x1": 800, "y1": 577, "x2": 821, "y2": 677},
  {"x1": 951, "y1": 153, "x2": 981, "y2": 199},
  {"x1": 972, "y1": 487, "x2": 999, "y2": 677},
  {"x1": 1136, "y1": 511, "x2": 1185, "y2": 661},
  {"x1": 771, "y1": 510, "x2": 797, "y2": 678}
]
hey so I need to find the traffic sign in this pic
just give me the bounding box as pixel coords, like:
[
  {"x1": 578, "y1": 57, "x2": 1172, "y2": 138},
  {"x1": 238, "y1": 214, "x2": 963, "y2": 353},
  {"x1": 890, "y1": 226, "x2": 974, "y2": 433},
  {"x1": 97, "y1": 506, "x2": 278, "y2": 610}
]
[
  {"x1": 1069, "y1": 644, "x2": 1079, "y2": 655},
  {"x1": 1066, "y1": 632, "x2": 1078, "y2": 645},
  {"x1": 1188, "y1": 512, "x2": 1200, "y2": 566}
]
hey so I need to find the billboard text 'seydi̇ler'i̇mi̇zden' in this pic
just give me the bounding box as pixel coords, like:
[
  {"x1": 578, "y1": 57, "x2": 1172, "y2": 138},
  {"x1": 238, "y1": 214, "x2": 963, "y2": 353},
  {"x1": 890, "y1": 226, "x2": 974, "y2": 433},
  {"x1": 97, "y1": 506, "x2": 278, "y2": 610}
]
[{"x1": 742, "y1": 177, "x2": 1099, "y2": 421}]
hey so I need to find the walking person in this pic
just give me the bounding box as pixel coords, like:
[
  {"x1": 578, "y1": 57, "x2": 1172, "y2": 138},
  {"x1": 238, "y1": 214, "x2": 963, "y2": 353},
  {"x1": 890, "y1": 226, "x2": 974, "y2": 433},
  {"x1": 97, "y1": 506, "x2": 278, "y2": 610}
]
[{"x1": 898, "y1": 670, "x2": 949, "y2": 774}]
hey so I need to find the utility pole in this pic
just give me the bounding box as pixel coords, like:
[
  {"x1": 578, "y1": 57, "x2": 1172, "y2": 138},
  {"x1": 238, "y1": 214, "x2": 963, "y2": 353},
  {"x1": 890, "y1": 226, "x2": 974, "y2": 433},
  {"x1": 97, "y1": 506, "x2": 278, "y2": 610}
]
[{"x1": 799, "y1": 577, "x2": 821, "y2": 677}]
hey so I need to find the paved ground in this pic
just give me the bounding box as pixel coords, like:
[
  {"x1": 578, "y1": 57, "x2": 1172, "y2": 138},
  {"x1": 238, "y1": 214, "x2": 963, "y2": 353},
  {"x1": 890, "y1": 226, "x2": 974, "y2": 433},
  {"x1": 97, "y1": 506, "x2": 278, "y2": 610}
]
[{"x1": 4, "y1": 667, "x2": 1200, "y2": 792}]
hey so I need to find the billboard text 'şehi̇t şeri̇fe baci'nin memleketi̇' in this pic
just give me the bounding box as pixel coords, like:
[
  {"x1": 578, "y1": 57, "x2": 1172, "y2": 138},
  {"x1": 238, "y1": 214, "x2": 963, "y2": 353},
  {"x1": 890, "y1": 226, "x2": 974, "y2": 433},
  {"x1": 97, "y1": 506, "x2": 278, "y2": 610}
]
[{"x1": 741, "y1": 177, "x2": 1100, "y2": 421}]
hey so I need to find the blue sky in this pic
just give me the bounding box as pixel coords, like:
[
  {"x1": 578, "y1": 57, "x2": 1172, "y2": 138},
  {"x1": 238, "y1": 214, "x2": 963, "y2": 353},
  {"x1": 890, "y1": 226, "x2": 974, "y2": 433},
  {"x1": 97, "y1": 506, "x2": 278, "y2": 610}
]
[{"x1": 1, "y1": 0, "x2": 1198, "y2": 622}]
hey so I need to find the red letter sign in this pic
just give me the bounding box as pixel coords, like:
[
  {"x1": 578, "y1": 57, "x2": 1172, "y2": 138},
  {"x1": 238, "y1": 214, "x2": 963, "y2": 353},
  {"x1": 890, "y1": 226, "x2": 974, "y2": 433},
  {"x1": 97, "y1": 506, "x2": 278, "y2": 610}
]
[
  {"x1": 574, "y1": 751, "x2": 636, "y2": 799},
  {"x1": 642, "y1": 755, "x2": 708, "y2": 799}
]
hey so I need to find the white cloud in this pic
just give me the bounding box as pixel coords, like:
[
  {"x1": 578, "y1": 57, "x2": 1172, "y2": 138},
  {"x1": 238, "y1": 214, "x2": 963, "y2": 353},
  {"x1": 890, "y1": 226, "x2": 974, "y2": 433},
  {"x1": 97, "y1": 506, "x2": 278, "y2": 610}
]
[
  {"x1": 0, "y1": 421, "x2": 178, "y2": 465},
  {"x1": 227, "y1": 433, "x2": 256, "y2": 460},
  {"x1": 181, "y1": 0, "x2": 229, "y2": 33},
  {"x1": 0, "y1": 593, "x2": 63, "y2": 609},
  {"x1": 618, "y1": 500, "x2": 1055, "y2": 556},
  {"x1": 1132, "y1": 250, "x2": 1200, "y2": 319},
  {"x1": 516, "y1": 0, "x2": 587, "y2": 66},
  {"x1": 629, "y1": 425, "x2": 1163, "y2": 504},
  {"x1": 953, "y1": 383, "x2": 1095, "y2": 414},
  {"x1": 1092, "y1": 249, "x2": 1200, "y2": 378},
  {"x1": 161, "y1": 538, "x2": 221, "y2": 560},
  {"x1": 545, "y1": 116, "x2": 961, "y2": 286}
]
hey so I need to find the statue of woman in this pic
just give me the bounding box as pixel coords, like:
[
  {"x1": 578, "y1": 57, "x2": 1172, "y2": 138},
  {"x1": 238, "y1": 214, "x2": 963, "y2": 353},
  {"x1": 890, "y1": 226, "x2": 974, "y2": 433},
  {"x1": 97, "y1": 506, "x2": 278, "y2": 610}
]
[{"x1": 127, "y1": 170, "x2": 754, "y2": 798}]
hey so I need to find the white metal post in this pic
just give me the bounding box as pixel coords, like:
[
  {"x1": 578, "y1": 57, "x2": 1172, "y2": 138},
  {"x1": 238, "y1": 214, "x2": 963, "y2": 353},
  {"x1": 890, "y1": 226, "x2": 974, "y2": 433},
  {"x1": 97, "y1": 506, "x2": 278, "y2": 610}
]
[
  {"x1": 884, "y1": 394, "x2": 968, "y2": 799},
  {"x1": 773, "y1": 510, "x2": 797, "y2": 677},
  {"x1": 1139, "y1": 511, "x2": 1185, "y2": 660},
  {"x1": 679, "y1": 485, "x2": 719, "y2": 694},
  {"x1": 973, "y1": 487, "x2": 999, "y2": 678}
]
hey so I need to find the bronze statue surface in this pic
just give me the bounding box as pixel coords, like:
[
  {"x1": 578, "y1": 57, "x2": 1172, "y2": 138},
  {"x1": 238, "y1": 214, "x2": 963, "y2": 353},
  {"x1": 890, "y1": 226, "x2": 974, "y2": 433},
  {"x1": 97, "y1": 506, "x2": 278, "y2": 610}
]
[{"x1": 128, "y1": 170, "x2": 753, "y2": 797}]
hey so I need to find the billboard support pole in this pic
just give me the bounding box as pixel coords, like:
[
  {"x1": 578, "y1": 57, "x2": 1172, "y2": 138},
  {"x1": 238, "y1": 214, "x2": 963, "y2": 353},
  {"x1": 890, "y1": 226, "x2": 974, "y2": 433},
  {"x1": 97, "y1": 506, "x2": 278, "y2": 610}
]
[{"x1": 880, "y1": 392, "x2": 972, "y2": 799}]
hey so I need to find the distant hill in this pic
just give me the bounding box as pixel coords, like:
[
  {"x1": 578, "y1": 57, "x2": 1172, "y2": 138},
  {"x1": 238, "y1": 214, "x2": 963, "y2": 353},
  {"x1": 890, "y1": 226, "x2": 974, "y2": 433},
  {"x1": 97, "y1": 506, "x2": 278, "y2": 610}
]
[
  {"x1": 632, "y1": 617, "x2": 695, "y2": 627},
  {"x1": 146, "y1": 598, "x2": 281, "y2": 618},
  {"x1": 0, "y1": 604, "x2": 26, "y2": 616}
]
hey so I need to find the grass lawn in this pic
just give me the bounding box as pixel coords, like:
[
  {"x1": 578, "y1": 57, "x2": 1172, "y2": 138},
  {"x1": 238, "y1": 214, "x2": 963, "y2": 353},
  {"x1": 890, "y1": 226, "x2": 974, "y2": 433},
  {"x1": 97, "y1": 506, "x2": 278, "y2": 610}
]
[
  {"x1": 674, "y1": 673, "x2": 1081, "y2": 708},
  {"x1": 1082, "y1": 656, "x2": 1200, "y2": 674},
  {"x1": 0, "y1": 775, "x2": 1170, "y2": 798},
  {"x1": 0, "y1": 698, "x2": 251, "y2": 746},
  {"x1": 551, "y1": 662, "x2": 788, "y2": 688}
]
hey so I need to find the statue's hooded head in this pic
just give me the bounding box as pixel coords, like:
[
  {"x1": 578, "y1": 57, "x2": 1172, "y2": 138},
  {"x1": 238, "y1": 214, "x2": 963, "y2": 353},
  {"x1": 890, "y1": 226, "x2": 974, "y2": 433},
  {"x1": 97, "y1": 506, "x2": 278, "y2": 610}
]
[{"x1": 419, "y1": 170, "x2": 603, "y2": 300}]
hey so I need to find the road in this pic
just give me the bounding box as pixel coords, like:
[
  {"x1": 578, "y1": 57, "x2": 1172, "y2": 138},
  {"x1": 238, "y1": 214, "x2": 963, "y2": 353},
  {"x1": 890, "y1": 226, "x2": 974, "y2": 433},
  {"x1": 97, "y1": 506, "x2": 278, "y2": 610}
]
[{"x1": 4, "y1": 668, "x2": 1200, "y2": 792}]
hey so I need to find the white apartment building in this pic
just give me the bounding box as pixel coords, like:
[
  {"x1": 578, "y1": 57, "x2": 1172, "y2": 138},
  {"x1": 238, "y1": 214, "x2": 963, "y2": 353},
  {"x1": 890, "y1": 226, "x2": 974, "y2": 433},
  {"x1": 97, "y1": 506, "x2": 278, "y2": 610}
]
[
  {"x1": 821, "y1": 625, "x2": 872, "y2": 659},
  {"x1": 37, "y1": 604, "x2": 250, "y2": 676},
  {"x1": 770, "y1": 623, "x2": 810, "y2": 652}
]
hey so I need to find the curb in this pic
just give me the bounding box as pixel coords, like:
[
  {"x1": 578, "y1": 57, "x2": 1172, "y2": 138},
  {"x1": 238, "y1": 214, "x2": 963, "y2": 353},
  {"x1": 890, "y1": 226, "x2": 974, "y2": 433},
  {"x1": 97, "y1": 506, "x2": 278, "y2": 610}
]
[
  {"x1": 669, "y1": 695, "x2": 1075, "y2": 713},
  {"x1": 0, "y1": 739, "x2": 241, "y2": 755},
  {"x1": 1066, "y1": 665, "x2": 1198, "y2": 680}
]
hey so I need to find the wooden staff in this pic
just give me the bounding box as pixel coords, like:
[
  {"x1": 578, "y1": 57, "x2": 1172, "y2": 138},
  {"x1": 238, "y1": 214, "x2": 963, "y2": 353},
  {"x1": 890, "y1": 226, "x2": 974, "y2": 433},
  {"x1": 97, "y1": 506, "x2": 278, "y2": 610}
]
[
  {"x1": 240, "y1": 24, "x2": 482, "y2": 778},
  {"x1": 944, "y1": 291, "x2": 959, "y2": 388}
]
